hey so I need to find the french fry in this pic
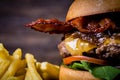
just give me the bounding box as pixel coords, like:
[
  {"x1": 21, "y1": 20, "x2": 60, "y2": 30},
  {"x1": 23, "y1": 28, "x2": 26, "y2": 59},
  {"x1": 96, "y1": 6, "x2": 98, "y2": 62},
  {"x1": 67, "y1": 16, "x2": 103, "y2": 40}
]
[
  {"x1": 12, "y1": 48, "x2": 22, "y2": 59},
  {"x1": 0, "y1": 60, "x2": 10, "y2": 78},
  {"x1": 41, "y1": 72, "x2": 49, "y2": 80},
  {"x1": 16, "y1": 59, "x2": 26, "y2": 70},
  {"x1": 7, "y1": 75, "x2": 25, "y2": 80},
  {"x1": 15, "y1": 68, "x2": 26, "y2": 76},
  {"x1": 1, "y1": 59, "x2": 22, "y2": 80},
  {"x1": 25, "y1": 53, "x2": 43, "y2": 80},
  {"x1": 40, "y1": 62, "x2": 59, "y2": 80},
  {"x1": 0, "y1": 43, "x2": 9, "y2": 60},
  {"x1": 25, "y1": 69, "x2": 33, "y2": 80},
  {"x1": 15, "y1": 60, "x2": 26, "y2": 76},
  {"x1": 36, "y1": 62, "x2": 41, "y2": 74},
  {"x1": 0, "y1": 43, "x2": 11, "y2": 78},
  {"x1": 0, "y1": 43, "x2": 60, "y2": 80},
  {"x1": 1, "y1": 48, "x2": 25, "y2": 80}
]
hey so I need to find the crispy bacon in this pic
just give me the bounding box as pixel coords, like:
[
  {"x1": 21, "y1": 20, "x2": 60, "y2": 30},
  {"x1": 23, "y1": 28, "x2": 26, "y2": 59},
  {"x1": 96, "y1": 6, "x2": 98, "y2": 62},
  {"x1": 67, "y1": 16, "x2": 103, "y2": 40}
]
[
  {"x1": 70, "y1": 17, "x2": 90, "y2": 33},
  {"x1": 26, "y1": 17, "x2": 116, "y2": 34},
  {"x1": 88, "y1": 18, "x2": 116, "y2": 33},
  {"x1": 71, "y1": 17, "x2": 116, "y2": 33},
  {"x1": 26, "y1": 18, "x2": 75, "y2": 34}
]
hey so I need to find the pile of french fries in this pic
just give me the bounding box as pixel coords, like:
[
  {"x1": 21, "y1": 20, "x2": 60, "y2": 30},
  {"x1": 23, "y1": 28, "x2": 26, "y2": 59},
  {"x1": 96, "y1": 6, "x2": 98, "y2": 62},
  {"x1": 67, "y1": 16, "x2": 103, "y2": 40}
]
[{"x1": 0, "y1": 43, "x2": 59, "y2": 80}]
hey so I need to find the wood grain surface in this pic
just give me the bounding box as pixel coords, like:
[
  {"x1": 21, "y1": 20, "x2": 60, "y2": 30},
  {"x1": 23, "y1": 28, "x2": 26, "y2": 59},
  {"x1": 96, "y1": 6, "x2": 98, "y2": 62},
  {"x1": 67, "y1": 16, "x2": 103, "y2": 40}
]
[{"x1": 0, "y1": 0, "x2": 73, "y2": 65}]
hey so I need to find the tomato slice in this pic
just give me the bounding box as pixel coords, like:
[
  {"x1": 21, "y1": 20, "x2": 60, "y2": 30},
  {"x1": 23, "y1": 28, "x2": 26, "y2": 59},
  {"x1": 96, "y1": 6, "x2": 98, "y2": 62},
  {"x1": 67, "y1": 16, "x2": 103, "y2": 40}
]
[{"x1": 63, "y1": 56, "x2": 108, "y2": 65}]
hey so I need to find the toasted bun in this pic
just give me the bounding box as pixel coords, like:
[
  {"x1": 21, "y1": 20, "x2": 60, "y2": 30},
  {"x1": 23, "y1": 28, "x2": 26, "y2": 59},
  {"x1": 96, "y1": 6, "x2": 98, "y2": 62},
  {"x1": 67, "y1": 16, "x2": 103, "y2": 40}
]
[
  {"x1": 59, "y1": 66, "x2": 101, "y2": 80},
  {"x1": 66, "y1": 0, "x2": 120, "y2": 21}
]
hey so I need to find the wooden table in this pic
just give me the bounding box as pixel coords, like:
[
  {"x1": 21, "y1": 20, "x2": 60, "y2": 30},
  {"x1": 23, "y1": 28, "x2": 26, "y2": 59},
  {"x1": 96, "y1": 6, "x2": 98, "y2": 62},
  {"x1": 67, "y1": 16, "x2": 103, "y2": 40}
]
[{"x1": 0, "y1": 0, "x2": 73, "y2": 65}]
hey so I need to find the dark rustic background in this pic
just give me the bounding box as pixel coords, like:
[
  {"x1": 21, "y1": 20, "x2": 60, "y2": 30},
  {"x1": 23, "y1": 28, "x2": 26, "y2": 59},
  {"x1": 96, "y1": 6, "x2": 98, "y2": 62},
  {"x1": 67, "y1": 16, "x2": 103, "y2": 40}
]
[{"x1": 0, "y1": 0, "x2": 73, "y2": 65}]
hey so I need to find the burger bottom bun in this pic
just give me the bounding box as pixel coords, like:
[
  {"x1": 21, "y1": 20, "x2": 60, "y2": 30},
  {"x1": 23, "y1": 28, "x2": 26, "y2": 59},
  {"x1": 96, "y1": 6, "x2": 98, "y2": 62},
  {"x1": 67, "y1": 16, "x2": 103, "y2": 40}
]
[{"x1": 59, "y1": 66, "x2": 101, "y2": 80}]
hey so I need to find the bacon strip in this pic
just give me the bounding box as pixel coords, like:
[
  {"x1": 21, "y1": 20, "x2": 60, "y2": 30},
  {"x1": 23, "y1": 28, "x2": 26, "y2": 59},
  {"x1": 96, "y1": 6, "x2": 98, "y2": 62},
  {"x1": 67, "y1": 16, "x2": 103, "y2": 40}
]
[
  {"x1": 26, "y1": 17, "x2": 116, "y2": 34},
  {"x1": 71, "y1": 17, "x2": 116, "y2": 33},
  {"x1": 26, "y1": 18, "x2": 75, "y2": 34}
]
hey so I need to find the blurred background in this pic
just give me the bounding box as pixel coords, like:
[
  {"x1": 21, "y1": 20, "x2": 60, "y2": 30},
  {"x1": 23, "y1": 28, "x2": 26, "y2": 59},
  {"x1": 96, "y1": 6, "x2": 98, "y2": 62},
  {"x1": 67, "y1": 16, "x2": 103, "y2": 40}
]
[{"x1": 0, "y1": 0, "x2": 73, "y2": 65}]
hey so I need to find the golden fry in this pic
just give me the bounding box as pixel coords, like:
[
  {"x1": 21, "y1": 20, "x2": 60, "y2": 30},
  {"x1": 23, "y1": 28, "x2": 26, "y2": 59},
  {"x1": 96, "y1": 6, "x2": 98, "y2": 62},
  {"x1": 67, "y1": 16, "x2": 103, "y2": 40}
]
[
  {"x1": 1, "y1": 59, "x2": 21, "y2": 80},
  {"x1": 25, "y1": 53, "x2": 43, "y2": 80},
  {"x1": 36, "y1": 62, "x2": 41, "y2": 74},
  {"x1": 15, "y1": 68, "x2": 26, "y2": 76},
  {"x1": 0, "y1": 44, "x2": 60, "y2": 80},
  {"x1": 15, "y1": 60, "x2": 26, "y2": 76},
  {"x1": 41, "y1": 72, "x2": 49, "y2": 80},
  {"x1": 0, "y1": 60, "x2": 10, "y2": 78},
  {"x1": 16, "y1": 59, "x2": 26, "y2": 70},
  {"x1": 0, "y1": 43, "x2": 9, "y2": 60},
  {"x1": 40, "y1": 62, "x2": 59, "y2": 80},
  {"x1": 1, "y1": 48, "x2": 25, "y2": 80},
  {"x1": 7, "y1": 75, "x2": 25, "y2": 80},
  {"x1": 25, "y1": 69, "x2": 33, "y2": 80},
  {"x1": 12, "y1": 48, "x2": 22, "y2": 59}
]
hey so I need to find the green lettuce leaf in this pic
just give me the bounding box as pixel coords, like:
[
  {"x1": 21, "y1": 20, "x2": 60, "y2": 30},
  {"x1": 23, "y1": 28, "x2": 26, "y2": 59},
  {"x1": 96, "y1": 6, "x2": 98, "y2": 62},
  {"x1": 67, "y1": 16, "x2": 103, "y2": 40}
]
[
  {"x1": 68, "y1": 61, "x2": 91, "y2": 71},
  {"x1": 67, "y1": 61, "x2": 120, "y2": 80},
  {"x1": 92, "y1": 66, "x2": 120, "y2": 80}
]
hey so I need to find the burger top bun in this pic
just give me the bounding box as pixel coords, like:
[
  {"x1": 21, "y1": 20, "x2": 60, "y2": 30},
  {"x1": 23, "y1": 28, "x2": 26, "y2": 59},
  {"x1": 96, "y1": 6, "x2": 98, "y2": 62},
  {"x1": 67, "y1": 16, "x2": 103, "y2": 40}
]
[
  {"x1": 59, "y1": 66, "x2": 101, "y2": 80},
  {"x1": 66, "y1": 0, "x2": 120, "y2": 21}
]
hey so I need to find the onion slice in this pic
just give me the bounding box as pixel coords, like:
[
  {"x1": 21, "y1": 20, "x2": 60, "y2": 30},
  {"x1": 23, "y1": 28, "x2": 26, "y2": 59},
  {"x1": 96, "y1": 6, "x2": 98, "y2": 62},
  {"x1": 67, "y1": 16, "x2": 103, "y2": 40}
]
[{"x1": 63, "y1": 56, "x2": 108, "y2": 65}]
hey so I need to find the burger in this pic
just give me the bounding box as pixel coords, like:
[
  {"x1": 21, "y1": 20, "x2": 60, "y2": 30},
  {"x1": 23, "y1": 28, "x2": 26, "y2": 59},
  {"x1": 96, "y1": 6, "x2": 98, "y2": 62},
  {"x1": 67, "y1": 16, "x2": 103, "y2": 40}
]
[{"x1": 26, "y1": 0, "x2": 120, "y2": 80}]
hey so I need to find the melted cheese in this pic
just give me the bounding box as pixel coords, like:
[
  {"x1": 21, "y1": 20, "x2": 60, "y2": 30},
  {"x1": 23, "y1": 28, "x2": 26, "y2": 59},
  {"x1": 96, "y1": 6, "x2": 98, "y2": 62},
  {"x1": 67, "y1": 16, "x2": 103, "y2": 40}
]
[
  {"x1": 65, "y1": 36, "x2": 96, "y2": 56},
  {"x1": 64, "y1": 33, "x2": 120, "y2": 56},
  {"x1": 104, "y1": 38, "x2": 120, "y2": 45}
]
